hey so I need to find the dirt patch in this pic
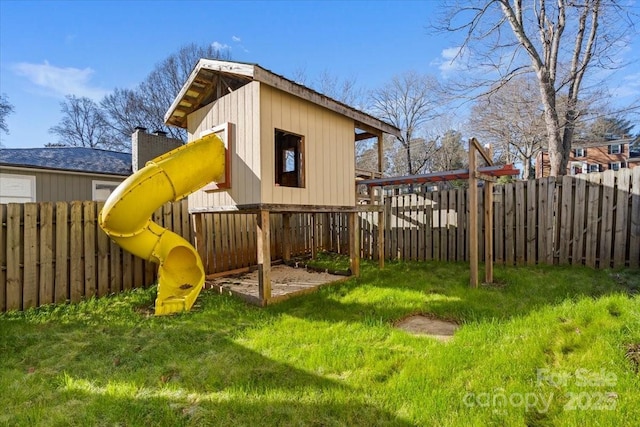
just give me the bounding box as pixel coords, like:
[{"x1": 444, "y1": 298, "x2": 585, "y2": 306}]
[
  {"x1": 395, "y1": 315, "x2": 459, "y2": 342},
  {"x1": 626, "y1": 343, "x2": 640, "y2": 373},
  {"x1": 207, "y1": 264, "x2": 346, "y2": 301}
]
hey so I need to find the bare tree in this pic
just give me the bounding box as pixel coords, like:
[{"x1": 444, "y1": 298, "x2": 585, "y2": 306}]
[
  {"x1": 369, "y1": 71, "x2": 441, "y2": 175},
  {"x1": 429, "y1": 130, "x2": 467, "y2": 172},
  {"x1": 468, "y1": 76, "x2": 546, "y2": 178},
  {"x1": 0, "y1": 94, "x2": 14, "y2": 135},
  {"x1": 438, "y1": 0, "x2": 636, "y2": 176},
  {"x1": 102, "y1": 43, "x2": 230, "y2": 143},
  {"x1": 49, "y1": 95, "x2": 121, "y2": 150}
]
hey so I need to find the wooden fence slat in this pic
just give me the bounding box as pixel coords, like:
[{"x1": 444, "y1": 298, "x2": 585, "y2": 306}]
[
  {"x1": 70, "y1": 201, "x2": 84, "y2": 302},
  {"x1": 526, "y1": 181, "x2": 537, "y2": 265},
  {"x1": 559, "y1": 176, "x2": 574, "y2": 264},
  {"x1": 54, "y1": 202, "x2": 69, "y2": 303},
  {"x1": 424, "y1": 192, "x2": 433, "y2": 261},
  {"x1": 23, "y1": 203, "x2": 38, "y2": 309},
  {"x1": 537, "y1": 179, "x2": 548, "y2": 264},
  {"x1": 494, "y1": 185, "x2": 504, "y2": 264},
  {"x1": 110, "y1": 241, "x2": 122, "y2": 294},
  {"x1": 181, "y1": 200, "x2": 191, "y2": 245},
  {"x1": 478, "y1": 186, "x2": 484, "y2": 262},
  {"x1": 585, "y1": 177, "x2": 601, "y2": 268},
  {"x1": 546, "y1": 177, "x2": 557, "y2": 264},
  {"x1": 515, "y1": 181, "x2": 526, "y2": 264},
  {"x1": 504, "y1": 183, "x2": 515, "y2": 265},
  {"x1": 613, "y1": 169, "x2": 631, "y2": 267},
  {"x1": 39, "y1": 203, "x2": 54, "y2": 305},
  {"x1": 571, "y1": 178, "x2": 587, "y2": 265},
  {"x1": 6, "y1": 204, "x2": 23, "y2": 310},
  {"x1": 432, "y1": 192, "x2": 440, "y2": 261},
  {"x1": 447, "y1": 190, "x2": 456, "y2": 262},
  {"x1": 630, "y1": 168, "x2": 640, "y2": 268},
  {"x1": 0, "y1": 204, "x2": 6, "y2": 311},
  {"x1": 456, "y1": 188, "x2": 465, "y2": 261},
  {"x1": 213, "y1": 213, "x2": 223, "y2": 272},
  {"x1": 599, "y1": 171, "x2": 615, "y2": 268},
  {"x1": 96, "y1": 202, "x2": 110, "y2": 297},
  {"x1": 83, "y1": 202, "x2": 97, "y2": 299}
]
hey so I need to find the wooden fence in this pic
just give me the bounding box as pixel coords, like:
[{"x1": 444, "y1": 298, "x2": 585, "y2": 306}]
[
  {"x1": 2, "y1": 168, "x2": 638, "y2": 312},
  {"x1": 0, "y1": 200, "x2": 319, "y2": 312},
  {"x1": 373, "y1": 168, "x2": 640, "y2": 269}
]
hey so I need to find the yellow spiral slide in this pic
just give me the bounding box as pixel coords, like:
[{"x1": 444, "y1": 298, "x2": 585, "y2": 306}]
[{"x1": 99, "y1": 133, "x2": 226, "y2": 315}]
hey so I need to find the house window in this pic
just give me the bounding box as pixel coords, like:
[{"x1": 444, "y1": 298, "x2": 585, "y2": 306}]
[
  {"x1": 608, "y1": 162, "x2": 623, "y2": 171},
  {"x1": 0, "y1": 173, "x2": 36, "y2": 203},
  {"x1": 574, "y1": 148, "x2": 586, "y2": 157},
  {"x1": 608, "y1": 144, "x2": 622, "y2": 154},
  {"x1": 92, "y1": 180, "x2": 121, "y2": 201},
  {"x1": 588, "y1": 164, "x2": 601, "y2": 173},
  {"x1": 275, "y1": 129, "x2": 304, "y2": 188}
]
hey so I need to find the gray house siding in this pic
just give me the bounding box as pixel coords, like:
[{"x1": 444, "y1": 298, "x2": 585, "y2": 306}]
[{"x1": 1, "y1": 167, "x2": 123, "y2": 202}]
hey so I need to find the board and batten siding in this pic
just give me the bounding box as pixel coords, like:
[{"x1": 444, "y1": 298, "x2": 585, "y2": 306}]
[
  {"x1": 259, "y1": 84, "x2": 355, "y2": 207},
  {"x1": 187, "y1": 81, "x2": 262, "y2": 209},
  {"x1": 0, "y1": 167, "x2": 124, "y2": 202}
]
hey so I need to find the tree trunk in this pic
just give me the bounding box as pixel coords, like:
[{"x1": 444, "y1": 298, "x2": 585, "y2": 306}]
[{"x1": 538, "y1": 73, "x2": 565, "y2": 177}]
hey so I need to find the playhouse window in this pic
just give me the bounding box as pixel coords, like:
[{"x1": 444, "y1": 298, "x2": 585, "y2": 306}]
[{"x1": 275, "y1": 129, "x2": 304, "y2": 188}]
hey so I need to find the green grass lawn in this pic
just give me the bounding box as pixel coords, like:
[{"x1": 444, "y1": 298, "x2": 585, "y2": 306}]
[{"x1": 1, "y1": 259, "x2": 639, "y2": 426}]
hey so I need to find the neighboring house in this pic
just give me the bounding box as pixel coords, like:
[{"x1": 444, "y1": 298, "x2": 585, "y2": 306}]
[
  {"x1": 0, "y1": 147, "x2": 131, "y2": 203},
  {"x1": 0, "y1": 131, "x2": 182, "y2": 203},
  {"x1": 535, "y1": 137, "x2": 638, "y2": 178}
]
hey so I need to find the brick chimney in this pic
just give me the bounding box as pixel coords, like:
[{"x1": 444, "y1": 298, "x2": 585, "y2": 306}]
[{"x1": 132, "y1": 127, "x2": 183, "y2": 172}]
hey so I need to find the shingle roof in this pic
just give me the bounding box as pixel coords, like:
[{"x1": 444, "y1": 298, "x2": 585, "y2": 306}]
[{"x1": 0, "y1": 147, "x2": 132, "y2": 176}]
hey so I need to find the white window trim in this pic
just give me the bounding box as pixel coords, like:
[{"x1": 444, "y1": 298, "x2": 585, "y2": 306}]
[
  {"x1": 0, "y1": 173, "x2": 36, "y2": 203},
  {"x1": 574, "y1": 148, "x2": 586, "y2": 157},
  {"x1": 608, "y1": 162, "x2": 622, "y2": 171},
  {"x1": 92, "y1": 180, "x2": 121, "y2": 202}
]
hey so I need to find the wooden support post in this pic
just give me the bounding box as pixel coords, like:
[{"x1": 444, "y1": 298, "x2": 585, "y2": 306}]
[
  {"x1": 282, "y1": 212, "x2": 291, "y2": 262},
  {"x1": 469, "y1": 140, "x2": 478, "y2": 288},
  {"x1": 377, "y1": 131, "x2": 384, "y2": 175},
  {"x1": 349, "y1": 212, "x2": 360, "y2": 277},
  {"x1": 256, "y1": 210, "x2": 271, "y2": 304}
]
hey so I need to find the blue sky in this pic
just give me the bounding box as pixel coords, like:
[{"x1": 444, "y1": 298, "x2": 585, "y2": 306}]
[{"x1": 1, "y1": 0, "x2": 638, "y2": 149}]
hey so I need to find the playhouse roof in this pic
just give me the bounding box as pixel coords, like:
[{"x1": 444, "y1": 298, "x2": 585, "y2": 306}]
[{"x1": 165, "y1": 59, "x2": 400, "y2": 138}]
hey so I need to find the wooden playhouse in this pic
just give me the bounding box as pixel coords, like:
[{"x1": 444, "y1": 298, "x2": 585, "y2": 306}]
[{"x1": 164, "y1": 59, "x2": 400, "y2": 305}]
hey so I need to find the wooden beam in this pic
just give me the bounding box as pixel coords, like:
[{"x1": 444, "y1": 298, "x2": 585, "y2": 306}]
[
  {"x1": 469, "y1": 140, "x2": 478, "y2": 288},
  {"x1": 349, "y1": 212, "x2": 360, "y2": 277},
  {"x1": 355, "y1": 132, "x2": 376, "y2": 141},
  {"x1": 189, "y1": 204, "x2": 384, "y2": 214},
  {"x1": 283, "y1": 213, "x2": 291, "y2": 261},
  {"x1": 470, "y1": 137, "x2": 493, "y2": 166},
  {"x1": 256, "y1": 210, "x2": 271, "y2": 303}
]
